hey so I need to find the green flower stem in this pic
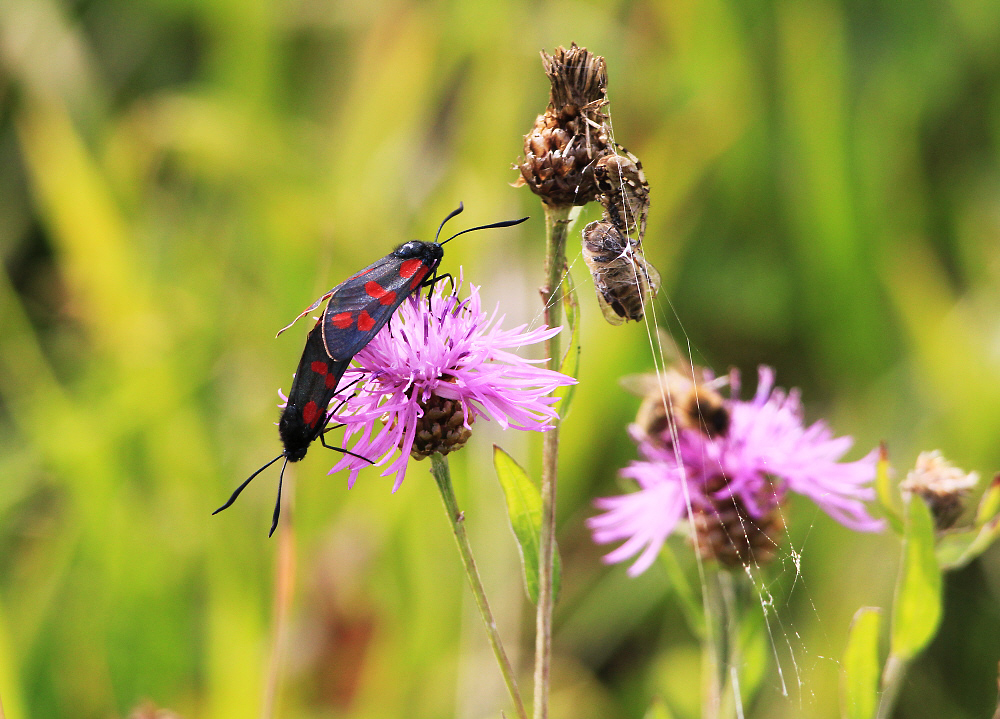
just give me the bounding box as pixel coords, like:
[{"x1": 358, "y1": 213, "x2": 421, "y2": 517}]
[
  {"x1": 534, "y1": 203, "x2": 572, "y2": 719},
  {"x1": 702, "y1": 568, "x2": 741, "y2": 719},
  {"x1": 430, "y1": 453, "x2": 528, "y2": 719},
  {"x1": 876, "y1": 654, "x2": 907, "y2": 719}
]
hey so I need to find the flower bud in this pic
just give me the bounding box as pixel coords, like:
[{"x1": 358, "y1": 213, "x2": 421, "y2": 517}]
[{"x1": 900, "y1": 450, "x2": 979, "y2": 529}]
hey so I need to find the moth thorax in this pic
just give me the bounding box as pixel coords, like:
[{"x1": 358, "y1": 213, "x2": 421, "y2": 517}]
[
  {"x1": 407, "y1": 392, "x2": 474, "y2": 459},
  {"x1": 691, "y1": 476, "x2": 785, "y2": 569}
]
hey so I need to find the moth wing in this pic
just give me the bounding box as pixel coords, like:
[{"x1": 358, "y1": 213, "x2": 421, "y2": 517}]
[
  {"x1": 320, "y1": 254, "x2": 432, "y2": 360},
  {"x1": 275, "y1": 251, "x2": 395, "y2": 340},
  {"x1": 280, "y1": 319, "x2": 351, "y2": 453}
]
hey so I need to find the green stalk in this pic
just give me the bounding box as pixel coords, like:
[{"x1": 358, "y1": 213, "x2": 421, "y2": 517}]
[
  {"x1": 876, "y1": 654, "x2": 907, "y2": 719},
  {"x1": 534, "y1": 204, "x2": 572, "y2": 719},
  {"x1": 430, "y1": 453, "x2": 528, "y2": 719},
  {"x1": 702, "y1": 568, "x2": 741, "y2": 719}
]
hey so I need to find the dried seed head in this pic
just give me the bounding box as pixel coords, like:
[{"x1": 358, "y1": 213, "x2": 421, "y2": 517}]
[
  {"x1": 581, "y1": 219, "x2": 661, "y2": 324},
  {"x1": 692, "y1": 476, "x2": 784, "y2": 568},
  {"x1": 407, "y1": 392, "x2": 474, "y2": 459},
  {"x1": 542, "y1": 42, "x2": 608, "y2": 112},
  {"x1": 900, "y1": 450, "x2": 980, "y2": 529},
  {"x1": 516, "y1": 43, "x2": 611, "y2": 207}
]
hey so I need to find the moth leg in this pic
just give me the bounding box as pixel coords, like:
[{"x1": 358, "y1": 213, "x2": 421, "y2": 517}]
[
  {"x1": 318, "y1": 432, "x2": 373, "y2": 463},
  {"x1": 423, "y1": 271, "x2": 455, "y2": 297},
  {"x1": 317, "y1": 382, "x2": 374, "y2": 464},
  {"x1": 320, "y1": 376, "x2": 364, "y2": 430}
]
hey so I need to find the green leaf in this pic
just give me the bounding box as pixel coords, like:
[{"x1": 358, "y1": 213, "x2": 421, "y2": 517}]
[
  {"x1": 938, "y1": 515, "x2": 1000, "y2": 571},
  {"x1": 492, "y1": 445, "x2": 561, "y2": 604},
  {"x1": 890, "y1": 497, "x2": 942, "y2": 661},
  {"x1": 841, "y1": 607, "x2": 882, "y2": 719},
  {"x1": 875, "y1": 442, "x2": 904, "y2": 535},
  {"x1": 975, "y1": 473, "x2": 1000, "y2": 526},
  {"x1": 935, "y1": 527, "x2": 981, "y2": 569},
  {"x1": 556, "y1": 270, "x2": 580, "y2": 418}
]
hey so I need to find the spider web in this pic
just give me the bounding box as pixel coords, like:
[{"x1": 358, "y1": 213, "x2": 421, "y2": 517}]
[{"x1": 514, "y1": 105, "x2": 846, "y2": 718}]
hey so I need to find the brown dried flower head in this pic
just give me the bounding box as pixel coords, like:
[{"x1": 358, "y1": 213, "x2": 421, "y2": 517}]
[
  {"x1": 516, "y1": 43, "x2": 611, "y2": 206},
  {"x1": 900, "y1": 450, "x2": 980, "y2": 529},
  {"x1": 692, "y1": 476, "x2": 784, "y2": 568}
]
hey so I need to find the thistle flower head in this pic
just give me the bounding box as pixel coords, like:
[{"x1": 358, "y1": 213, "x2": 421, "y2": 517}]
[
  {"x1": 589, "y1": 366, "x2": 884, "y2": 575},
  {"x1": 330, "y1": 276, "x2": 575, "y2": 491}
]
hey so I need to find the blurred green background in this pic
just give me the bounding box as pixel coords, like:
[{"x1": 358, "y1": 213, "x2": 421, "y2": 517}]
[{"x1": 1, "y1": 0, "x2": 999, "y2": 717}]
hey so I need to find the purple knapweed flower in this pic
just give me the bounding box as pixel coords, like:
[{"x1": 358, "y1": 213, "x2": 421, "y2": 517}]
[
  {"x1": 329, "y1": 276, "x2": 575, "y2": 490},
  {"x1": 588, "y1": 366, "x2": 884, "y2": 576}
]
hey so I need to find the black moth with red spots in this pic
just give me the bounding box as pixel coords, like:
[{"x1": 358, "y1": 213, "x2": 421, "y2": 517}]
[
  {"x1": 215, "y1": 203, "x2": 528, "y2": 535},
  {"x1": 278, "y1": 320, "x2": 351, "y2": 462}
]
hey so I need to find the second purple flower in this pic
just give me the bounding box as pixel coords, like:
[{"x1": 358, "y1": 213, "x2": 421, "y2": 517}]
[{"x1": 589, "y1": 366, "x2": 885, "y2": 575}]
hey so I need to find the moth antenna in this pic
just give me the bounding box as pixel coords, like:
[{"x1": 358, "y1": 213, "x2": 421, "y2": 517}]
[
  {"x1": 213, "y1": 453, "x2": 283, "y2": 514},
  {"x1": 268, "y1": 458, "x2": 289, "y2": 537},
  {"x1": 441, "y1": 216, "x2": 529, "y2": 245},
  {"x1": 435, "y1": 202, "x2": 465, "y2": 244}
]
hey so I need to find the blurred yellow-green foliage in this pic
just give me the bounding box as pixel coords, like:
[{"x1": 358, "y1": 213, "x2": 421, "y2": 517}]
[{"x1": 1, "y1": 0, "x2": 999, "y2": 717}]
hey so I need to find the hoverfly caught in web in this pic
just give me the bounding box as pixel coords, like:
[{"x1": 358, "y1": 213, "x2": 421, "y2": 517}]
[{"x1": 581, "y1": 218, "x2": 661, "y2": 325}]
